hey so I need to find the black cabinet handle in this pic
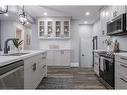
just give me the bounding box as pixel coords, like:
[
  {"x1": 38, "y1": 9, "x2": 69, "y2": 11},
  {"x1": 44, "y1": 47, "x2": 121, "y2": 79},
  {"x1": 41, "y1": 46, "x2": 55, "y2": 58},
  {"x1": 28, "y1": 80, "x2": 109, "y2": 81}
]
[
  {"x1": 82, "y1": 54, "x2": 84, "y2": 56},
  {"x1": 32, "y1": 63, "x2": 36, "y2": 71},
  {"x1": 121, "y1": 57, "x2": 127, "y2": 60},
  {"x1": 120, "y1": 78, "x2": 127, "y2": 83},
  {"x1": 120, "y1": 64, "x2": 127, "y2": 68}
]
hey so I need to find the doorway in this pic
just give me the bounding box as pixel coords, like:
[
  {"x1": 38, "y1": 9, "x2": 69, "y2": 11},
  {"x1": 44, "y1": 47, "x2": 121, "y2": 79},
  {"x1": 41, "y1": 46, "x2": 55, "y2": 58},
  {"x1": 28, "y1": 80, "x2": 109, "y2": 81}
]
[
  {"x1": 16, "y1": 28, "x2": 23, "y2": 50},
  {"x1": 79, "y1": 25, "x2": 93, "y2": 68}
]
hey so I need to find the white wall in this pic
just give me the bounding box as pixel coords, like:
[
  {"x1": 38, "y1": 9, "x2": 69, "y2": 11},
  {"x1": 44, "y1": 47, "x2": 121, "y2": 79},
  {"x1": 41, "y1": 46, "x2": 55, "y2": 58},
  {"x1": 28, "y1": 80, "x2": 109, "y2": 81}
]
[
  {"x1": 111, "y1": 36, "x2": 127, "y2": 51},
  {"x1": 93, "y1": 20, "x2": 109, "y2": 50},
  {"x1": 0, "y1": 20, "x2": 31, "y2": 51}
]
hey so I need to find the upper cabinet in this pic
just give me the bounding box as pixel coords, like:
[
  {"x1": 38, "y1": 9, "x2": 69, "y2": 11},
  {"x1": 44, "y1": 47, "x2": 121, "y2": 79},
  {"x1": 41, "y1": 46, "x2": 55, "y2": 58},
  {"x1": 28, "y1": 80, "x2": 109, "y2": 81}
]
[
  {"x1": 38, "y1": 17, "x2": 71, "y2": 39},
  {"x1": 110, "y1": 6, "x2": 125, "y2": 20}
]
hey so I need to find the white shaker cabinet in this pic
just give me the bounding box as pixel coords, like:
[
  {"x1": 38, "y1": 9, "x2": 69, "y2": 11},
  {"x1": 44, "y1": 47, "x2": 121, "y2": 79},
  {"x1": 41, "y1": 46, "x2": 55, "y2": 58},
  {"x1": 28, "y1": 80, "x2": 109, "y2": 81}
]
[
  {"x1": 47, "y1": 50, "x2": 71, "y2": 67},
  {"x1": 110, "y1": 6, "x2": 125, "y2": 20},
  {"x1": 94, "y1": 52, "x2": 100, "y2": 76},
  {"x1": 115, "y1": 55, "x2": 127, "y2": 89},
  {"x1": 24, "y1": 52, "x2": 47, "y2": 89},
  {"x1": 100, "y1": 7, "x2": 110, "y2": 36}
]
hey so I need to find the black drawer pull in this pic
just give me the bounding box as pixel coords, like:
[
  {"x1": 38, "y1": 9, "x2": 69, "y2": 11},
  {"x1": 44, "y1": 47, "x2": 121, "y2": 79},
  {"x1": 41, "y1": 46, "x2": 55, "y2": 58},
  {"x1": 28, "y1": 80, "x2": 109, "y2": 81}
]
[
  {"x1": 121, "y1": 57, "x2": 127, "y2": 60},
  {"x1": 32, "y1": 63, "x2": 36, "y2": 71},
  {"x1": 120, "y1": 64, "x2": 127, "y2": 68},
  {"x1": 120, "y1": 78, "x2": 127, "y2": 83}
]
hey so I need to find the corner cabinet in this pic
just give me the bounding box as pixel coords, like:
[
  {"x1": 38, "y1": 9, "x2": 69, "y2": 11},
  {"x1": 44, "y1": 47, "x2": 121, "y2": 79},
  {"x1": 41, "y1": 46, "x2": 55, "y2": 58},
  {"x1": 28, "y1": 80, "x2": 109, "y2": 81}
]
[{"x1": 38, "y1": 17, "x2": 71, "y2": 39}]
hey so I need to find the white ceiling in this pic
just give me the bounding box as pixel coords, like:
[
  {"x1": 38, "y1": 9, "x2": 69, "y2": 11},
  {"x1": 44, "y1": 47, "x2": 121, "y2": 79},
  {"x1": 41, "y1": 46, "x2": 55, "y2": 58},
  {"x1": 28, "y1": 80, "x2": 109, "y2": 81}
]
[{"x1": 0, "y1": 6, "x2": 104, "y2": 24}]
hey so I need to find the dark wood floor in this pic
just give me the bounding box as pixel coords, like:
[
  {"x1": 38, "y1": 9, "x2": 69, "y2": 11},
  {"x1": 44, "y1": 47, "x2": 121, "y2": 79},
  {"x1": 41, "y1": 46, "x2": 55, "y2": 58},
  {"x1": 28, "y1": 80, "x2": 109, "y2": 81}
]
[{"x1": 37, "y1": 67, "x2": 106, "y2": 89}]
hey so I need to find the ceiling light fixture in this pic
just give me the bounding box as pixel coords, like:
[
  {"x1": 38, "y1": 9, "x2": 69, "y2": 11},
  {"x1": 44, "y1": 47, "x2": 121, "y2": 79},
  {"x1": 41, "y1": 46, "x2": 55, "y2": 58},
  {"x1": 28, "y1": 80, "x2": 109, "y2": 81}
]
[
  {"x1": 43, "y1": 12, "x2": 47, "y2": 16},
  {"x1": 19, "y1": 6, "x2": 28, "y2": 25},
  {"x1": 84, "y1": 21, "x2": 88, "y2": 24},
  {"x1": 0, "y1": 5, "x2": 8, "y2": 14},
  {"x1": 85, "y1": 12, "x2": 90, "y2": 16}
]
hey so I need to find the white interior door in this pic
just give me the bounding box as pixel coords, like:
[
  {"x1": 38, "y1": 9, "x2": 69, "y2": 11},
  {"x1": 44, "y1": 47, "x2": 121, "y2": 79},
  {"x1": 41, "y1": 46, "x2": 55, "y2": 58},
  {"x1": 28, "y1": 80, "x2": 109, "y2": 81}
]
[{"x1": 80, "y1": 37, "x2": 92, "y2": 68}]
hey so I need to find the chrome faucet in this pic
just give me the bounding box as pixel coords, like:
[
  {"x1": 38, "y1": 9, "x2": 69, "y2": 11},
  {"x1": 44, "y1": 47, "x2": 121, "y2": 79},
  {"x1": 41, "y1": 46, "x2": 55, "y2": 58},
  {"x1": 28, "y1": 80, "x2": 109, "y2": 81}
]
[{"x1": 4, "y1": 38, "x2": 18, "y2": 54}]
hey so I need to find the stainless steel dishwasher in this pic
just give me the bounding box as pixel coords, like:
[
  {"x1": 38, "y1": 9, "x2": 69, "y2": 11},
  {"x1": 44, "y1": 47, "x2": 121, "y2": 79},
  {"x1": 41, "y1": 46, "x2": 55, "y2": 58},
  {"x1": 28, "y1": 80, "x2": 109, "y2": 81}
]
[{"x1": 0, "y1": 60, "x2": 24, "y2": 89}]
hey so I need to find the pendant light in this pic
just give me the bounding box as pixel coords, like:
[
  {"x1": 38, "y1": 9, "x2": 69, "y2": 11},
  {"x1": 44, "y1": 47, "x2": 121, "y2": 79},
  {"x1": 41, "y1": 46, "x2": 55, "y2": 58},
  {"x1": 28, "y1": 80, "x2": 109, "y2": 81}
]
[
  {"x1": 19, "y1": 6, "x2": 27, "y2": 25},
  {"x1": 0, "y1": 5, "x2": 8, "y2": 14}
]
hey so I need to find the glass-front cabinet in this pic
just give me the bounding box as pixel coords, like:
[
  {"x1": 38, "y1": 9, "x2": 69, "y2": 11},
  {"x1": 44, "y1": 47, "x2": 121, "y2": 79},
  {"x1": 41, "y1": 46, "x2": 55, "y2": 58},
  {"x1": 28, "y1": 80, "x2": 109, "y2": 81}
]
[
  {"x1": 39, "y1": 21, "x2": 45, "y2": 37},
  {"x1": 64, "y1": 21, "x2": 69, "y2": 37},
  {"x1": 38, "y1": 17, "x2": 70, "y2": 39},
  {"x1": 56, "y1": 21, "x2": 61, "y2": 37},
  {"x1": 47, "y1": 21, "x2": 53, "y2": 37}
]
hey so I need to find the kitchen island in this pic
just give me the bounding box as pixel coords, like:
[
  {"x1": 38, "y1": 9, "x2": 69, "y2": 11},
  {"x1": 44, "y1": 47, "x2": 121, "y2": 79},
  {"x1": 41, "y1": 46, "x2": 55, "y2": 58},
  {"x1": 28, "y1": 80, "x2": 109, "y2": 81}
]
[{"x1": 0, "y1": 50, "x2": 47, "y2": 89}]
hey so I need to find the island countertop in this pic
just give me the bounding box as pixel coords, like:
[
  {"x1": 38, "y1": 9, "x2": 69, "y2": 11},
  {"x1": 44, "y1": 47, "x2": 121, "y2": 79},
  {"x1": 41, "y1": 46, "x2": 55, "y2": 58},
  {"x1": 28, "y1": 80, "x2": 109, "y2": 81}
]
[{"x1": 0, "y1": 50, "x2": 47, "y2": 67}]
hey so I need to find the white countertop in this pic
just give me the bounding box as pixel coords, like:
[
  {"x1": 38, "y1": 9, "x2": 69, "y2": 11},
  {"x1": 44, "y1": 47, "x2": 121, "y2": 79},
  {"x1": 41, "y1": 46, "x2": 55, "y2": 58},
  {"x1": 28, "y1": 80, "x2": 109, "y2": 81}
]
[
  {"x1": 0, "y1": 50, "x2": 47, "y2": 67},
  {"x1": 93, "y1": 49, "x2": 107, "y2": 53},
  {"x1": 115, "y1": 52, "x2": 127, "y2": 58},
  {"x1": 41, "y1": 48, "x2": 72, "y2": 51}
]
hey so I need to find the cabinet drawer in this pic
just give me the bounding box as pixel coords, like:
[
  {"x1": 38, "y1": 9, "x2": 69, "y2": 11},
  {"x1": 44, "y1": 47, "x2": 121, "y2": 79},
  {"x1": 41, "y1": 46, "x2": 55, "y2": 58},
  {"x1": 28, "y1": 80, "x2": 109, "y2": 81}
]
[
  {"x1": 116, "y1": 61, "x2": 127, "y2": 79},
  {"x1": 116, "y1": 74, "x2": 127, "y2": 89},
  {"x1": 115, "y1": 55, "x2": 127, "y2": 64}
]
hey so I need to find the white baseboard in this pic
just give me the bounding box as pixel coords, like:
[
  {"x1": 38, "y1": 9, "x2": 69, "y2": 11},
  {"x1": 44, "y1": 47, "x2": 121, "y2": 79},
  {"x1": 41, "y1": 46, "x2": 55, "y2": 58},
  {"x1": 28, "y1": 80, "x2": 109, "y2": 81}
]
[{"x1": 71, "y1": 62, "x2": 79, "y2": 67}]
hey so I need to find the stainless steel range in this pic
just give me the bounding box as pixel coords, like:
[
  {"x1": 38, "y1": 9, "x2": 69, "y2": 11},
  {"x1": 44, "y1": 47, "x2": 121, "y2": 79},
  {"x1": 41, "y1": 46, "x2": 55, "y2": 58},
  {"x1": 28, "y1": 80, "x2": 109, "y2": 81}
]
[{"x1": 99, "y1": 51, "x2": 115, "y2": 89}]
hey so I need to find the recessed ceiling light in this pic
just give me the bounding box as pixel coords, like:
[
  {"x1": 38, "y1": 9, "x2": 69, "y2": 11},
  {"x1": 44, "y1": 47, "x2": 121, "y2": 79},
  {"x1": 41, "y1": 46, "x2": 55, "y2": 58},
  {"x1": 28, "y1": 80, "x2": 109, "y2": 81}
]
[
  {"x1": 85, "y1": 12, "x2": 90, "y2": 16},
  {"x1": 4, "y1": 13, "x2": 8, "y2": 16},
  {"x1": 84, "y1": 21, "x2": 88, "y2": 24},
  {"x1": 43, "y1": 12, "x2": 47, "y2": 16}
]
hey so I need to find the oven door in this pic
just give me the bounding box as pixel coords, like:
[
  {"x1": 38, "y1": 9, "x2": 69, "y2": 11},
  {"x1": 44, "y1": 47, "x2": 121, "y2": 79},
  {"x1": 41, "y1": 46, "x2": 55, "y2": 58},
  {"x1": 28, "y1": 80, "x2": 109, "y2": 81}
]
[
  {"x1": 99, "y1": 56, "x2": 114, "y2": 88},
  {"x1": 107, "y1": 13, "x2": 126, "y2": 35}
]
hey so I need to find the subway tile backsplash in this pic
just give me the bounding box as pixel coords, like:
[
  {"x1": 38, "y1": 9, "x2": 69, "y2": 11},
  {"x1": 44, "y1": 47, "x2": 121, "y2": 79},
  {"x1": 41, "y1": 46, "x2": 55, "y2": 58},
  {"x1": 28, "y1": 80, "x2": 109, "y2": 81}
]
[{"x1": 111, "y1": 35, "x2": 127, "y2": 51}]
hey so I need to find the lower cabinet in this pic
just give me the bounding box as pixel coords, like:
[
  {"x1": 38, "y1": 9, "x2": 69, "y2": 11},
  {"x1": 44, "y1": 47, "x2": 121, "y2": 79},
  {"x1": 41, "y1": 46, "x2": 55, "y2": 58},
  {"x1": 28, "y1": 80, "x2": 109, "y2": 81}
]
[
  {"x1": 94, "y1": 52, "x2": 100, "y2": 76},
  {"x1": 47, "y1": 50, "x2": 71, "y2": 66},
  {"x1": 115, "y1": 55, "x2": 127, "y2": 89},
  {"x1": 24, "y1": 52, "x2": 47, "y2": 89}
]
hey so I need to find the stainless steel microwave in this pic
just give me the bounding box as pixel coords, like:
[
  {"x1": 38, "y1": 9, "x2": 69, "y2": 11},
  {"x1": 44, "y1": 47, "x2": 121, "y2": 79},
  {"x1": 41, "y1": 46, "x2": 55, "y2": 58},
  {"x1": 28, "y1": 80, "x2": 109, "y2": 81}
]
[{"x1": 107, "y1": 13, "x2": 126, "y2": 36}]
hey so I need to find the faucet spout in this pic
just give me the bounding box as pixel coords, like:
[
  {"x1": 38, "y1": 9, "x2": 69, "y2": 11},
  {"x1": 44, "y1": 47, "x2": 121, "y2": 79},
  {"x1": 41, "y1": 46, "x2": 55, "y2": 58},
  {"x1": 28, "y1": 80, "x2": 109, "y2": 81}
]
[{"x1": 4, "y1": 38, "x2": 19, "y2": 54}]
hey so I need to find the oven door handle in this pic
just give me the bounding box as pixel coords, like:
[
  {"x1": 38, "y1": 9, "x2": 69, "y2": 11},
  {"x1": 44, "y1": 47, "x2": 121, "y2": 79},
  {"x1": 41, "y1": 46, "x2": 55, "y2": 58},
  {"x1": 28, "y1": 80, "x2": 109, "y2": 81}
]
[{"x1": 103, "y1": 57, "x2": 113, "y2": 62}]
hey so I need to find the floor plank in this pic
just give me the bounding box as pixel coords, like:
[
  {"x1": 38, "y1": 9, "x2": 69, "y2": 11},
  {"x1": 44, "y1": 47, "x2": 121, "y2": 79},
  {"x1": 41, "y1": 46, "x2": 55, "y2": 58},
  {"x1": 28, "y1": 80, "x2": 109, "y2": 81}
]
[{"x1": 37, "y1": 67, "x2": 106, "y2": 89}]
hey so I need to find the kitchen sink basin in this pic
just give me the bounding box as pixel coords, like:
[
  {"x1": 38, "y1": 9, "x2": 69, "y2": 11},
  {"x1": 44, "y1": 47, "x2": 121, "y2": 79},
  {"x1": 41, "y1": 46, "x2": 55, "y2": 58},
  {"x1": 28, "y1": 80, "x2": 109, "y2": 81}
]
[{"x1": 2, "y1": 53, "x2": 30, "y2": 56}]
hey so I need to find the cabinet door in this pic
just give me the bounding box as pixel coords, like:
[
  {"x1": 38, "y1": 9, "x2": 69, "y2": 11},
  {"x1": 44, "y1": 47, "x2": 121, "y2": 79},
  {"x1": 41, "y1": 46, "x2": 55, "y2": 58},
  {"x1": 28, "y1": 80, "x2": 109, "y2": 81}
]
[
  {"x1": 94, "y1": 53, "x2": 99, "y2": 76},
  {"x1": 47, "y1": 51, "x2": 54, "y2": 66},
  {"x1": 54, "y1": 51, "x2": 61, "y2": 66},
  {"x1": 110, "y1": 6, "x2": 125, "y2": 20},
  {"x1": 115, "y1": 60, "x2": 127, "y2": 89},
  {"x1": 61, "y1": 50, "x2": 70, "y2": 66},
  {"x1": 24, "y1": 65, "x2": 33, "y2": 89},
  {"x1": 100, "y1": 10, "x2": 107, "y2": 36}
]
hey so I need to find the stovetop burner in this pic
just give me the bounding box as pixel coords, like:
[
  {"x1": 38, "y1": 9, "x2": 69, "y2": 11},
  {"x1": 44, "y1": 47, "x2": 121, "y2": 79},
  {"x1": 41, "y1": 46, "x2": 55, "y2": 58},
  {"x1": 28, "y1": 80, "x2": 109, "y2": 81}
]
[{"x1": 99, "y1": 51, "x2": 114, "y2": 58}]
